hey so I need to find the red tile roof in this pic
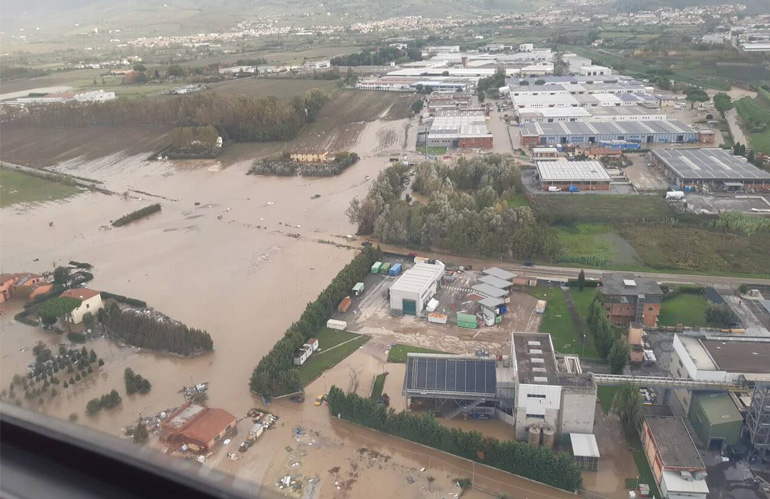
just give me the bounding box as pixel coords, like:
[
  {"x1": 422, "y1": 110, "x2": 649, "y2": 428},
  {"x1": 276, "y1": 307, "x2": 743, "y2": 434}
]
[
  {"x1": 181, "y1": 408, "x2": 237, "y2": 446},
  {"x1": 60, "y1": 288, "x2": 101, "y2": 301}
]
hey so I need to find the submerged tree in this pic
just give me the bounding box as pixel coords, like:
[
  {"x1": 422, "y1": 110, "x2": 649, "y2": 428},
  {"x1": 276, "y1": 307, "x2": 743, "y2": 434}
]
[{"x1": 612, "y1": 383, "x2": 643, "y2": 438}]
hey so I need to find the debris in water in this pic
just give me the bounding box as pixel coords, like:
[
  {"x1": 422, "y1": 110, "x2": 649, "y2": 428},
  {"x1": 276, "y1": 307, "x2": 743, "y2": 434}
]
[{"x1": 267, "y1": 201, "x2": 275, "y2": 206}]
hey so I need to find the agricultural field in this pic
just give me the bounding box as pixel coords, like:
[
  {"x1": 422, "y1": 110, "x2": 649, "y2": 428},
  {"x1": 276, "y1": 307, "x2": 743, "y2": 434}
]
[
  {"x1": 555, "y1": 224, "x2": 638, "y2": 267},
  {"x1": 658, "y1": 293, "x2": 709, "y2": 327},
  {"x1": 735, "y1": 96, "x2": 770, "y2": 154},
  {"x1": 0, "y1": 168, "x2": 81, "y2": 207},
  {"x1": 386, "y1": 344, "x2": 447, "y2": 363},
  {"x1": 298, "y1": 328, "x2": 370, "y2": 386},
  {"x1": 531, "y1": 195, "x2": 673, "y2": 225},
  {"x1": 207, "y1": 78, "x2": 340, "y2": 101},
  {"x1": 0, "y1": 125, "x2": 173, "y2": 167}
]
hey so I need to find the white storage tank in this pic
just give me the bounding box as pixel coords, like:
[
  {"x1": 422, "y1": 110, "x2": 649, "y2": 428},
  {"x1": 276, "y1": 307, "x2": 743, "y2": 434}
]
[{"x1": 528, "y1": 425, "x2": 541, "y2": 447}]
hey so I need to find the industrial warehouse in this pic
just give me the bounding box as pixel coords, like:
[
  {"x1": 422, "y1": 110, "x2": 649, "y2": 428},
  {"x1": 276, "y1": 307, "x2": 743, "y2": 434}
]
[
  {"x1": 426, "y1": 114, "x2": 493, "y2": 149},
  {"x1": 535, "y1": 160, "x2": 612, "y2": 191},
  {"x1": 519, "y1": 120, "x2": 712, "y2": 147},
  {"x1": 517, "y1": 106, "x2": 665, "y2": 123},
  {"x1": 650, "y1": 148, "x2": 770, "y2": 191},
  {"x1": 402, "y1": 332, "x2": 597, "y2": 444}
]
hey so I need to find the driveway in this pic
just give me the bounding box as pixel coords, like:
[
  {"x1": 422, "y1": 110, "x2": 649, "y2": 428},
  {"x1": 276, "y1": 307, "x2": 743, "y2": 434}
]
[{"x1": 725, "y1": 108, "x2": 749, "y2": 146}]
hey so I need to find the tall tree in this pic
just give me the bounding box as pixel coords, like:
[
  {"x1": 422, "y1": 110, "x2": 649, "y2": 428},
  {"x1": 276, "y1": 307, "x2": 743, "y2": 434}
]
[
  {"x1": 577, "y1": 270, "x2": 585, "y2": 291},
  {"x1": 608, "y1": 337, "x2": 628, "y2": 374},
  {"x1": 612, "y1": 383, "x2": 643, "y2": 438}
]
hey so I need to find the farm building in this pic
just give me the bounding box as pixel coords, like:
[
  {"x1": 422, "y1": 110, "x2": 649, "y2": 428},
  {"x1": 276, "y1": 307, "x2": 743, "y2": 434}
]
[
  {"x1": 160, "y1": 403, "x2": 237, "y2": 453},
  {"x1": 389, "y1": 261, "x2": 445, "y2": 315},
  {"x1": 520, "y1": 120, "x2": 705, "y2": 148},
  {"x1": 426, "y1": 114, "x2": 493, "y2": 149},
  {"x1": 536, "y1": 160, "x2": 612, "y2": 191},
  {"x1": 650, "y1": 148, "x2": 770, "y2": 192},
  {"x1": 60, "y1": 288, "x2": 104, "y2": 325},
  {"x1": 641, "y1": 416, "x2": 709, "y2": 499}
]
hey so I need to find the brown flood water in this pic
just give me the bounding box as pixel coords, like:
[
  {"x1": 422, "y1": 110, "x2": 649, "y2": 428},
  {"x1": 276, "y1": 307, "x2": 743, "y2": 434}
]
[{"x1": 0, "y1": 116, "x2": 578, "y2": 498}]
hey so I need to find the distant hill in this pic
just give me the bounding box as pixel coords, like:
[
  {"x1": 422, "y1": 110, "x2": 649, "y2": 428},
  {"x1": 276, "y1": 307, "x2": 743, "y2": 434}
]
[{"x1": 0, "y1": 0, "x2": 535, "y2": 39}]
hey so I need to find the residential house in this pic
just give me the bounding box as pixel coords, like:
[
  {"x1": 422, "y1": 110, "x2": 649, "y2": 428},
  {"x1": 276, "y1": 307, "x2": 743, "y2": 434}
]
[
  {"x1": 60, "y1": 288, "x2": 103, "y2": 324},
  {"x1": 0, "y1": 274, "x2": 17, "y2": 303},
  {"x1": 600, "y1": 273, "x2": 663, "y2": 326},
  {"x1": 10, "y1": 273, "x2": 44, "y2": 300}
]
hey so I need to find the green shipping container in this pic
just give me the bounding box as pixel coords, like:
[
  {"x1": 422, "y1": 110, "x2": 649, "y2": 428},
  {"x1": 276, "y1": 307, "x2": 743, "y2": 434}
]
[
  {"x1": 371, "y1": 262, "x2": 382, "y2": 274},
  {"x1": 379, "y1": 263, "x2": 391, "y2": 275},
  {"x1": 457, "y1": 313, "x2": 478, "y2": 329}
]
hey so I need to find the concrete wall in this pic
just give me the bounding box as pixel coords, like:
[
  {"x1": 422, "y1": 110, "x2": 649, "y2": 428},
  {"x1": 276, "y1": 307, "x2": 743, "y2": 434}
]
[{"x1": 514, "y1": 383, "x2": 561, "y2": 439}]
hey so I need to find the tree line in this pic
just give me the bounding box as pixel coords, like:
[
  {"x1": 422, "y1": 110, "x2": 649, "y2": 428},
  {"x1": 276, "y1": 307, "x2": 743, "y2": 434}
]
[
  {"x1": 249, "y1": 246, "x2": 382, "y2": 396},
  {"x1": 4, "y1": 89, "x2": 331, "y2": 145},
  {"x1": 346, "y1": 156, "x2": 557, "y2": 259},
  {"x1": 99, "y1": 305, "x2": 213, "y2": 357},
  {"x1": 331, "y1": 46, "x2": 421, "y2": 67},
  {"x1": 112, "y1": 204, "x2": 162, "y2": 227},
  {"x1": 326, "y1": 386, "x2": 582, "y2": 492},
  {"x1": 168, "y1": 125, "x2": 220, "y2": 157},
  {"x1": 587, "y1": 297, "x2": 628, "y2": 373},
  {"x1": 86, "y1": 390, "x2": 122, "y2": 415}
]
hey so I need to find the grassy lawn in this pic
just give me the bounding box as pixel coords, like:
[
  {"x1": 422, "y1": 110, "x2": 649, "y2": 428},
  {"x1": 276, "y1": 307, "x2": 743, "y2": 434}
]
[
  {"x1": 371, "y1": 373, "x2": 387, "y2": 400},
  {"x1": 735, "y1": 96, "x2": 770, "y2": 154},
  {"x1": 530, "y1": 196, "x2": 672, "y2": 225},
  {"x1": 629, "y1": 435, "x2": 661, "y2": 499},
  {"x1": 298, "y1": 329, "x2": 370, "y2": 386},
  {"x1": 507, "y1": 194, "x2": 528, "y2": 207},
  {"x1": 529, "y1": 287, "x2": 586, "y2": 355},
  {"x1": 597, "y1": 386, "x2": 618, "y2": 415},
  {"x1": 0, "y1": 168, "x2": 80, "y2": 207},
  {"x1": 555, "y1": 224, "x2": 629, "y2": 267},
  {"x1": 570, "y1": 288, "x2": 598, "y2": 319},
  {"x1": 387, "y1": 344, "x2": 447, "y2": 363},
  {"x1": 424, "y1": 146, "x2": 448, "y2": 155},
  {"x1": 659, "y1": 293, "x2": 709, "y2": 327}
]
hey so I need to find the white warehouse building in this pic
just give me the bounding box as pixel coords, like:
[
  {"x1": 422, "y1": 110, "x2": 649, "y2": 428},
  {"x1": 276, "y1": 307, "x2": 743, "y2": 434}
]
[{"x1": 389, "y1": 261, "x2": 445, "y2": 316}]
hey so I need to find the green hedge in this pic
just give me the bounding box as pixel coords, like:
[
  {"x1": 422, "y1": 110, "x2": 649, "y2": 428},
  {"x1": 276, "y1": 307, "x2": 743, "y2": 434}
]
[
  {"x1": 100, "y1": 291, "x2": 147, "y2": 308},
  {"x1": 112, "y1": 204, "x2": 161, "y2": 227},
  {"x1": 249, "y1": 246, "x2": 382, "y2": 396},
  {"x1": 327, "y1": 386, "x2": 582, "y2": 492},
  {"x1": 567, "y1": 278, "x2": 600, "y2": 288}
]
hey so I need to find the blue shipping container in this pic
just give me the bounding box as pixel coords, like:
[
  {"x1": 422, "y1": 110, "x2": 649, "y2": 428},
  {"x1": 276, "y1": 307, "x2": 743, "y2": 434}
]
[
  {"x1": 499, "y1": 305, "x2": 507, "y2": 315},
  {"x1": 389, "y1": 263, "x2": 403, "y2": 276}
]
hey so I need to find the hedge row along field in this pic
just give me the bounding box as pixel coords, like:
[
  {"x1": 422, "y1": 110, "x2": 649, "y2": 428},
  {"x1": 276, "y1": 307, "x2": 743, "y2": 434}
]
[
  {"x1": 112, "y1": 203, "x2": 161, "y2": 227},
  {"x1": 326, "y1": 386, "x2": 583, "y2": 492},
  {"x1": 249, "y1": 245, "x2": 382, "y2": 396}
]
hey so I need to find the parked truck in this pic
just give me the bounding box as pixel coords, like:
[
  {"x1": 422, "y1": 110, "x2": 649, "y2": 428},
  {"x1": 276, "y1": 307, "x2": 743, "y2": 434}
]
[{"x1": 338, "y1": 296, "x2": 352, "y2": 313}]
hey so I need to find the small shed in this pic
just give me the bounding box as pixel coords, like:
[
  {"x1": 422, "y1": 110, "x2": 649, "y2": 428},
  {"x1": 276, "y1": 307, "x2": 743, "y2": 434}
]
[
  {"x1": 471, "y1": 283, "x2": 508, "y2": 298},
  {"x1": 482, "y1": 267, "x2": 516, "y2": 281},
  {"x1": 479, "y1": 296, "x2": 505, "y2": 311},
  {"x1": 570, "y1": 433, "x2": 600, "y2": 471},
  {"x1": 478, "y1": 275, "x2": 513, "y2": 289}
]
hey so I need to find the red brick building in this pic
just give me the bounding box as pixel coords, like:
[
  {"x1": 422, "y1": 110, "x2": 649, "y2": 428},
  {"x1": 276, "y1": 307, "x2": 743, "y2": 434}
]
[{"x1": 600, "y1": 273, "x2": 663, "y2": 327}]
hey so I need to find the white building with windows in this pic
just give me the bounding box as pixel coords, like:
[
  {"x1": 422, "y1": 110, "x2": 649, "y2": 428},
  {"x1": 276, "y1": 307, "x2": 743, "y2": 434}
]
[
  {"x1": 389, "y1": 261, "x2": 445, "y2": 316},
  {"x1": 60, "y1": 288, "x2": 103, "y2": 324}
]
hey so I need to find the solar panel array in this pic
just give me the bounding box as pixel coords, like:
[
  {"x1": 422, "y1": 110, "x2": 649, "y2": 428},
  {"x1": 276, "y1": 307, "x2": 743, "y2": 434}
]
[{"x1": 404, "y1": 356, "x2": 497, "y2": 396}]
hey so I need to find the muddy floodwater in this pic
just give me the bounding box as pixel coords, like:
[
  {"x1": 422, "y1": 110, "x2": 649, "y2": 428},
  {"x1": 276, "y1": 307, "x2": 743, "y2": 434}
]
[{"x1": 0, "y1": 115, "x2": 578, "y2": 498}]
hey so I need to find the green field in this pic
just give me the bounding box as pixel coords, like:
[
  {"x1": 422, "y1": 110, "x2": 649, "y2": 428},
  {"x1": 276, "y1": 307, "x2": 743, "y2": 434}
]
[
  {"x1": 570, "y1": 288, "x2": 598, "y2": 321},
  {"x1": 208, "y1": 77, "x2": 340, "y2": 101},
  {"x1": 387, "y1": 344, "x2": 447, "y2": 363},
  {"x1": 597, "y1": 386, "x2": 618, "y2": 415},
  {"x1": 0, "y1": 168, "x2": 80, "y2": 207},
  {"x1": 424, "y1": 147, "x2": 448, "y2": 155},
  {"x1": 659, "y1": 293, "x2": 709, "y2": 327},
  {"x1": 735, "y1": 96, "x2": 770, "y2": 154},
  {"x1": 555, "y1": 224, "x2": 637, "y2": 267},
  {"x1": 531, "y1": 195, "x2": 672, "y2": 225},
  {"x1": 529, "y1": 287, "x2": 599, "y2": 357},
  {"x1": 371, "y1": 373, "x2": 387, "y2": 401},
  {"x1": 298, "y1": 328, "x2": 370, "y2": 386}
]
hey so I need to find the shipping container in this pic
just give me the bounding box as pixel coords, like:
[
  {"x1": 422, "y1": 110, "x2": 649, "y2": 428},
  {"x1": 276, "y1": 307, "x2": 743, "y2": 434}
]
[
  {"x1": 327, "y1": 319, "x2": 347, "y2": 331},
  {"x1": 352, "y1": 282, "x2": 365, "y2": 296},
  {"x1": 457, "y1": 313, "x2": 478, "y2": 329},
  {"x1": 428, "y1": 313, "x2": 448, "y2": 324},
  {"x1": 379, "y1": 263, "x2": 391, "y2": 275},
  {"x1": 535, "y1": 300, "x2": 547, "y2": 314},
  {"x1": 338, "y1": 296, "x2": 352, "y2": 313},
  {"x1": 389, "y1": 263, "x2": 403, "y2": 276},
  {"x1": 371, "y1": 262, "x2": 382, "y2": 274},
  {"x1": 414, "y1": 256, "x2": 429, "y2": 263}
]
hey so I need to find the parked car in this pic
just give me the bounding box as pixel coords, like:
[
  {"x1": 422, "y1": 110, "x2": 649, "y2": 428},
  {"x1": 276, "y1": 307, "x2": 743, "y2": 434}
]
[
  {"x1": 523, "y1": 261, "x2": 534, "y2": 267},
  {"x1": 314, "y1": 394, "x2": 325, "y2": 406}
]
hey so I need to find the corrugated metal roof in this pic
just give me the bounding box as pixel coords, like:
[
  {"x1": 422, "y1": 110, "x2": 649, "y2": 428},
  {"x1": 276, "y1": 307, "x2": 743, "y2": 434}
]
[
  {"x1": 570, "y1": 433, "x2": 600, "y2": 458},
  {"x1": 472, "y1": 283, "x2": 508, "y2": 298},
  {"x1": 536, "y1": 160, "x2": 612, "y2": 182},
  {"x1": 478, "y1": 275, "x2": 513, "y2": 289},
  {"x1": 482, "y1": 267, "x2": 516, "y2": 281}
]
